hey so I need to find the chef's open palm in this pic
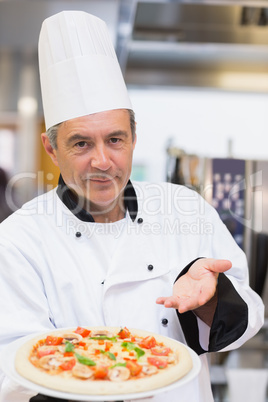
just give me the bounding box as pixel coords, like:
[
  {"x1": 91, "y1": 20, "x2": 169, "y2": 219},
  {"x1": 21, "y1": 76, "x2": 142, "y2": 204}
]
[{"x1": 156, "y1": 258, "x2": 232, "y2": 314}]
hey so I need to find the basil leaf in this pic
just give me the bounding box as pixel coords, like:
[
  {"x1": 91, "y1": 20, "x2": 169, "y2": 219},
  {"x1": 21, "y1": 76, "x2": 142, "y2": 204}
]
[
  {"x1": 110, "y1": 362, "x2": 127, "y2": 369},
  {"x1": 90, "y1": 336, "x2": 117, "y2": 342},
  {"x1": 75, "y1": 352, "x2": 96, "y2": 366},
  {"x1": 121, "y1": 341, "x2": 135, "y2": 350},
  {"x1": 134, "y1": 347, "x2": 145, "y2": 359},
  {"x1": 106, "y1": 351, "x2": 116, "y2": 361},
  {"x1": 64, "y1": 341, "x2": 75, "y2": 353},
  {"x1": 100, "y1": 350, "x2": 116, "y2": 361},
  {"x1": 121, "y1": 342, "x2": 145, "y2": 359}
]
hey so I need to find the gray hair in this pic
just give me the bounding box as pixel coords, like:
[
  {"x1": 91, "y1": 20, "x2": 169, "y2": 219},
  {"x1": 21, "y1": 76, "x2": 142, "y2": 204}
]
[{"x1": 46, "y1": 109, "x2": 136, "y2": 150}]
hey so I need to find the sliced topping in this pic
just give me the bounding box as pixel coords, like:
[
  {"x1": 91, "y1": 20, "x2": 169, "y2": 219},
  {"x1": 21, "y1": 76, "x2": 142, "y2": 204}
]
[
  {"x1": 75, "y1": 352, "x2": 96, "y2": 367},
  {"x1": 90, "y1": 330, "x2": 114, "y2": 338},
  {"x1": 108, "y1": 366, "x2": 130, "y2": 382},
  {"x1": 99, "y1": 350, "x2": 116, "y2": 361},
  {"x1": 59, "y1": 358, "x2": 76, "y2": 371},
  {"x1": 62, "y1": 333, "x2": 82, "y2": 344},
  {"x1": 74, "y1": 326, "x2": 91, "y2": 338},
  {"x1": 38, "y1": 355, "x2": 65, "y2": 370},
  {"x1": 153, "y1": 353, "x2": 176, "y2": 364},
  {"x1": 139, "y1": 336, "x2": 157, "y2": 349},
  {"x1": 72, "y1": 363, "x2": 94, "y2": 379},
  {"x1": 165, "y1": 354, "x2": 176, "y2": 364},
  {"x1": 121, "y1": 342, "x2": 145, "y2": 359},
  {"x1": 125, "y1": 360, "x2": 143, "y2": 377},
  {"x1": 37, "y1": 348, "x2": 56, "y2": 358},
  {"x1": 117, "y1": 327, "x2": 131, "y2": 339},
  {"x1": 151, "y1": 346, "x2": 171, "y2": 356},
  {"x1": 105, "y1": 341, "x2": 113, "y2": 351},
  {"x1": 64, "y1": 352, "x2": 74, "y2": 357},
  {"x1": 45, "y1": 336, "x2": 63, "y2": 346},
  {"x1": 90, "y1": 335, "x2": 117, "y2": 341},
  {"x1": 77, "y1": 341, "x2": 88, "y2": 350},
  {"x1": 93, "y1": 365, "x2": 109, "y2": 379},
  {"x1": 64, "y1": 341, "x2": 75, "y2": 353},
  {"x1": 147, "y1": 357, "x2": 168, "y2": 369},
  {"x1": 142, "y1": 364, "x2": 158, "y2": 375}
]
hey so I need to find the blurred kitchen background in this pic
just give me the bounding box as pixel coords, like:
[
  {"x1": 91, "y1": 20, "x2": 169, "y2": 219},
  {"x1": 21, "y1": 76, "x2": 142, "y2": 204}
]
[{"x1": 1, "y1": 0, "x2": 268, "y2": 400}]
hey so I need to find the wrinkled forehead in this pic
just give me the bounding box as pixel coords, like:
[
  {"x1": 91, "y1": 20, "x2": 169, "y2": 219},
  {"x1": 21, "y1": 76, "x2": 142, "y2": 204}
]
[{"x1": 58, "y1": 109, "x2": 132, "y2": 140}]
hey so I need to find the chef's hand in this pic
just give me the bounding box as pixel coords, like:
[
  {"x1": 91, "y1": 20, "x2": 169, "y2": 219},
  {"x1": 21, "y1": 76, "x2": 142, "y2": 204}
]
[{"x1": 156, "y1": 258, "x2": 232, "y2": 326}]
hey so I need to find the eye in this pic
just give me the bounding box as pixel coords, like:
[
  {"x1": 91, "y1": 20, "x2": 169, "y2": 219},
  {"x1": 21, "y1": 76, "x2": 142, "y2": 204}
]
[
  {"x1": 75, "y1": 141, "x2": 87, "y2": 148},
  {"x1": 109, "y1": 138, "x2": 121, "y2": 144}
]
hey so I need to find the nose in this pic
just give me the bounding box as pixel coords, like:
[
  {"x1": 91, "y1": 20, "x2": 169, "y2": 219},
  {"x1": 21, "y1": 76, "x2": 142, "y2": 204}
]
[{"x1": 90, "y1": 144, "x2": 111, "y2": 171}]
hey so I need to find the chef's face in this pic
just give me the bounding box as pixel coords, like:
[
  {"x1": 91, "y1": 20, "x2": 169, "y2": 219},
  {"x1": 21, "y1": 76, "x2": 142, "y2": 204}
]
[{"x1": 42, "y1": 109, "x2": 136, "y2": 218}]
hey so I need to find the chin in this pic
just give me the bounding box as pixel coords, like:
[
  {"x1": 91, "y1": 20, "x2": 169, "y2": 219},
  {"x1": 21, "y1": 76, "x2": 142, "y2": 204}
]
[{"x1": 92, "y1": 197, "x2": 119, "y2": 210}]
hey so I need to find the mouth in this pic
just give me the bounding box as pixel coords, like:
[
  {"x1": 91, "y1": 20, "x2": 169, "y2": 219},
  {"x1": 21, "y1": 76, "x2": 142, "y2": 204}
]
[
  {"x1": 90, "y1": 178, "x2": 112, "y2": 184},
  {"x1": 84, "y1": 174, "x2": 116, "y2": 185},
  {"x1": 83, "y1": 173, "x2": 114, "y2": 180}
]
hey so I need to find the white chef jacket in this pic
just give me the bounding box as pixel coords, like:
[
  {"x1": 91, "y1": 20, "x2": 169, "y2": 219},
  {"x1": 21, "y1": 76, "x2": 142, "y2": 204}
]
[{"x1": 0, "y1": 180, "x2": 264, "y2": 402}]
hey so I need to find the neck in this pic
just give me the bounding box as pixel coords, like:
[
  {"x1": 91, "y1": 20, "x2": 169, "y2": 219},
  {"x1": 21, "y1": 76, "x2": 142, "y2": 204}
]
[
  {"x1": 78, "y1": 193, "x2": 125, "y2": 223},
  {"x1": 57, "y1": 175, "x2": 138, "y2": 223},
  {"x1": 90, "y1": 202, "x2": 126, "y2": 223}
]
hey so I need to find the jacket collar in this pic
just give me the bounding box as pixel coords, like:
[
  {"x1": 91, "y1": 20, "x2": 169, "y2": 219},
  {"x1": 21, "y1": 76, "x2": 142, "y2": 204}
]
[{"x1": 56, "y1": 175, "x2": 138, "y2": 222}]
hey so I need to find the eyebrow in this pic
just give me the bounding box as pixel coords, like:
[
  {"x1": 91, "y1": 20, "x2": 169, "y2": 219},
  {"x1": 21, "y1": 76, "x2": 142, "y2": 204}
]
[
  {"x1": 66, "y1": 134, "x2": 89, "y2": 147},
  {"x1": 66, "y1": 130, "x2": 128, "y2": 147},
  {"x1": 107, "y1": 130, "x2": 128, "y2": 139}
]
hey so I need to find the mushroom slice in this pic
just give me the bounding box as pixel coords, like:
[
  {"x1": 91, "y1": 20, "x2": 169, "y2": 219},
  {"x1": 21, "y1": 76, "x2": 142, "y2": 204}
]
[
  {"x1": 142, "y1": 364, "x2": 158, "y2": 375},
  {"x1": 164, "y1": 354, "x2": 176, "y2": 364},
  {"x1": 61, "y1": 333, "x2": 82, "y2": 344},
  {"x1": 37, "y1": 345, "x2": 58, "y2": 353},
  {"x1": 108, "y1": 366, "x2": 130, "y2": 382},
  {"x1": 38, "y1": 355, "x2": 64, "y2": 370},
  {"x1": 72, "y1": 363, "x2": 94, "y2": 379},
  {"x1": 90, "y1": 330, "x2": 114, "y2": 338}
]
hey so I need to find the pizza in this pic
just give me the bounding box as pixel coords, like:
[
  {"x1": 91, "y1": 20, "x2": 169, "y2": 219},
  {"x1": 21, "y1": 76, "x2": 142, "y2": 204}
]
[{"x1": 15, "y1": 326, "x2": 193, "y2": 395}]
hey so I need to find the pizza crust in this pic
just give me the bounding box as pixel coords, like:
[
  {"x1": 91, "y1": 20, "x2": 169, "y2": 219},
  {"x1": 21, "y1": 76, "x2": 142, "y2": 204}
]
[{"x1": 15, "y1": 326, "x2": 193, "y2": 395}]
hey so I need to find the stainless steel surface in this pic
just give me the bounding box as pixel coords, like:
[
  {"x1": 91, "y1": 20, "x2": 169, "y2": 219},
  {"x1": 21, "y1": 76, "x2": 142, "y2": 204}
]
[
  {"x1": 1, "y1": 0, "x2": 268, "y2": 114},
  {"x1": 0, "y1": 0, "x2": 120, "y2": 113},
  {"x1": 117, "y1": 1, "x2": 268, "y2": 91}
]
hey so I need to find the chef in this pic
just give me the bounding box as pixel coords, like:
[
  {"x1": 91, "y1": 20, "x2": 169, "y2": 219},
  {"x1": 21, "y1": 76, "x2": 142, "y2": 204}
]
[{"x1": 0, "y1": 10, "x2": 264, "y2": 402}]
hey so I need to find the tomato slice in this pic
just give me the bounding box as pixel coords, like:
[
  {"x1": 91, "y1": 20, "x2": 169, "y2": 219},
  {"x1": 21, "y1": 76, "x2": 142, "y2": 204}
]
[
  {"x1": 64, "y1": 351, "x2": 74, "y2": 357},
  {"x1": 126, "y1": 361, "x2": 142, "y2": 376},
  {"x1": 59, "y1": 358, "x2": 76, "y2": 371},
  {"x1": 37, "y1": 349, "x2": 56, "y2": 358},
  {"x1": 94, "y1": 365, "x2": 108, "y2": 379},
  {"x1": 74, "y1": 326, "x2": 91, "y2": 338},
  {"x1": 123, "y1": 357, "x2": 137, "y2": 362},
  {"x1": 117, "y1": 327, "x2": 131, "y2": 339},
  {"x1": 147, "y1": 357, "x2": 168, "y2": 369},
  {"x1": 139, "y1": 336, "x2": 157, "y2": 349},
  {"x1": 105, "y1": 341, "x2": 113, "y2": 351},
  {"x1": 45, "y1": 336, "x2": 63, "y2": 346},
  {"x1": 151, "y1": 346, "x2": 171, "y2": 356}
]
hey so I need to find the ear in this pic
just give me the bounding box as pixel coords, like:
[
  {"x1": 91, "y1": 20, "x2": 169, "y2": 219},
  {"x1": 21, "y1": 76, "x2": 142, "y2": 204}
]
[
  {"x1": 41, "y1": 133, "x2": 59, "y2": 167},
  {"x1": 133, "y1": 122, "x2": 137, "y2": 149}
]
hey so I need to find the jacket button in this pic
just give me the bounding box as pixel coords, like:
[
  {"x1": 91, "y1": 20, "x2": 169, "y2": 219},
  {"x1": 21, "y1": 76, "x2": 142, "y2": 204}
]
[
  {"x1": 137, "y1": 218, "x2": 143, "y2": 224},
  {"x1": 161, "y1": 318, "x2": 168, "y2": 326},
  {"x1": 147, "y1": 264, "x2": 154, "y2": 271},
  {"x1": 75, "y1": 232, "x2": 82, "y2": 238}
]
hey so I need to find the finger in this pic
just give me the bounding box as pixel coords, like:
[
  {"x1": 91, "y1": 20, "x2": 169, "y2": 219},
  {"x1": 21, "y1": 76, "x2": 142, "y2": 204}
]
[
  {"x1": 202, "y1": 258, "x2": 232, "y2": 273},
  {"x1": 156, "y1": 297, "x2": 168, "y2": 305},
  {"x1": 157, "y1": 295, "x2": 202, "y2": 312},
  {"x1": 156, "y1": 296, "x2": 185, "y2": 309}
]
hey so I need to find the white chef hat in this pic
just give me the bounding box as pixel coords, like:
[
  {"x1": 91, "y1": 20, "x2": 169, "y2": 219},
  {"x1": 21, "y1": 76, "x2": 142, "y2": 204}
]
[{"x1": 38, "y1": 10, "x2": 132, "y2": 130}]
